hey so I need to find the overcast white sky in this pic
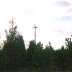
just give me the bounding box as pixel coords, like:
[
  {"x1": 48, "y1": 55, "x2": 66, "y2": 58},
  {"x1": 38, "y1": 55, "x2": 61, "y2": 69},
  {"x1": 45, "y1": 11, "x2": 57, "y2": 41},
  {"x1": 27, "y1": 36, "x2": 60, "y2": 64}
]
[{"x1": 0, "y1": 0, "x2": 72, "y2": 49}]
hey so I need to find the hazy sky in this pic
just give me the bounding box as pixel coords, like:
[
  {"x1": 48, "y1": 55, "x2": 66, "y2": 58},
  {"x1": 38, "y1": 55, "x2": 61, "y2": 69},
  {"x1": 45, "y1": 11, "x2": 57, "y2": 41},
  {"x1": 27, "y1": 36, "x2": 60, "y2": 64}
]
[{"x1": 0, "y1": 0, "x2": 72, "y2": 49}]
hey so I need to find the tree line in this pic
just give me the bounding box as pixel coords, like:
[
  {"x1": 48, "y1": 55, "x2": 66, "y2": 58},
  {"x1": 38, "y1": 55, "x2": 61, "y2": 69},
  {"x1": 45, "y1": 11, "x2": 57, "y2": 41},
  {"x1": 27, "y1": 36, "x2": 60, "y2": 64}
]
[{"x1": 0, "y1": 22, "x2": 72, "y2": 72}]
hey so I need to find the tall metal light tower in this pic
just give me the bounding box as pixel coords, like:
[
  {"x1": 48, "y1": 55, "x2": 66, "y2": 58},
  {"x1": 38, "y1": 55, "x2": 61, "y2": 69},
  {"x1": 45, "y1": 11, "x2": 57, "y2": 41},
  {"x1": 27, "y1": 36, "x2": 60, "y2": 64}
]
[{"x1": 33, "y1": 24, "x2": 37, "y2": 44}]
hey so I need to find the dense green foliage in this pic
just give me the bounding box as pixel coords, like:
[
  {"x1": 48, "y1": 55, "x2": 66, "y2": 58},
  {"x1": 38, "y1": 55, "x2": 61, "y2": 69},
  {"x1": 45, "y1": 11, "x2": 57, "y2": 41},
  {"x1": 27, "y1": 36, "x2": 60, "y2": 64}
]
[{"x1": 0, "y1": 23, "x2": 72, "y2": 72}]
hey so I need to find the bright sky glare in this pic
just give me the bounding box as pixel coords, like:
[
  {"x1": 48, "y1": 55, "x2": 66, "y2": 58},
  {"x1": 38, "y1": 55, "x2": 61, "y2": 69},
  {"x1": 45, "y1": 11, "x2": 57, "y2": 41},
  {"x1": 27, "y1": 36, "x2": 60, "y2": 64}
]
[{"x1": 0, "y1": 0, "x2": 72, "y2": 49}]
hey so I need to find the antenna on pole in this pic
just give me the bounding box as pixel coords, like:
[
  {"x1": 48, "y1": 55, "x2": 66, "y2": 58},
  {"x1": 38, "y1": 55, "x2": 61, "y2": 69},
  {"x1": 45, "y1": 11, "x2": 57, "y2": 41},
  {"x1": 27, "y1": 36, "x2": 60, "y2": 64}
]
[{"x1": 33, "y1": 24, "x2": 37, "y2": 44}]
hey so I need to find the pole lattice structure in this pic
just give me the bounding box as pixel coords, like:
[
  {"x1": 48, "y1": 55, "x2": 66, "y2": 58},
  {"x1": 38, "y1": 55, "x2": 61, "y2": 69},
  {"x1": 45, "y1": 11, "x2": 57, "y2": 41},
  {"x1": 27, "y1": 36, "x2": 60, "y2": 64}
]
[{"x1": 33, "y1": 24, "x2": 37, "y2": 44}]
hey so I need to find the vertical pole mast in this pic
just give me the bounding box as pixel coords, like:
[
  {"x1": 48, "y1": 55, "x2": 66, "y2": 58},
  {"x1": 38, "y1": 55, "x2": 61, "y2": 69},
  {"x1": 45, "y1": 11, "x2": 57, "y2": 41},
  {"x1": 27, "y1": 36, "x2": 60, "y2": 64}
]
[{"x1": 33, "y1": 24, "x2": 37, "y2": 44}]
